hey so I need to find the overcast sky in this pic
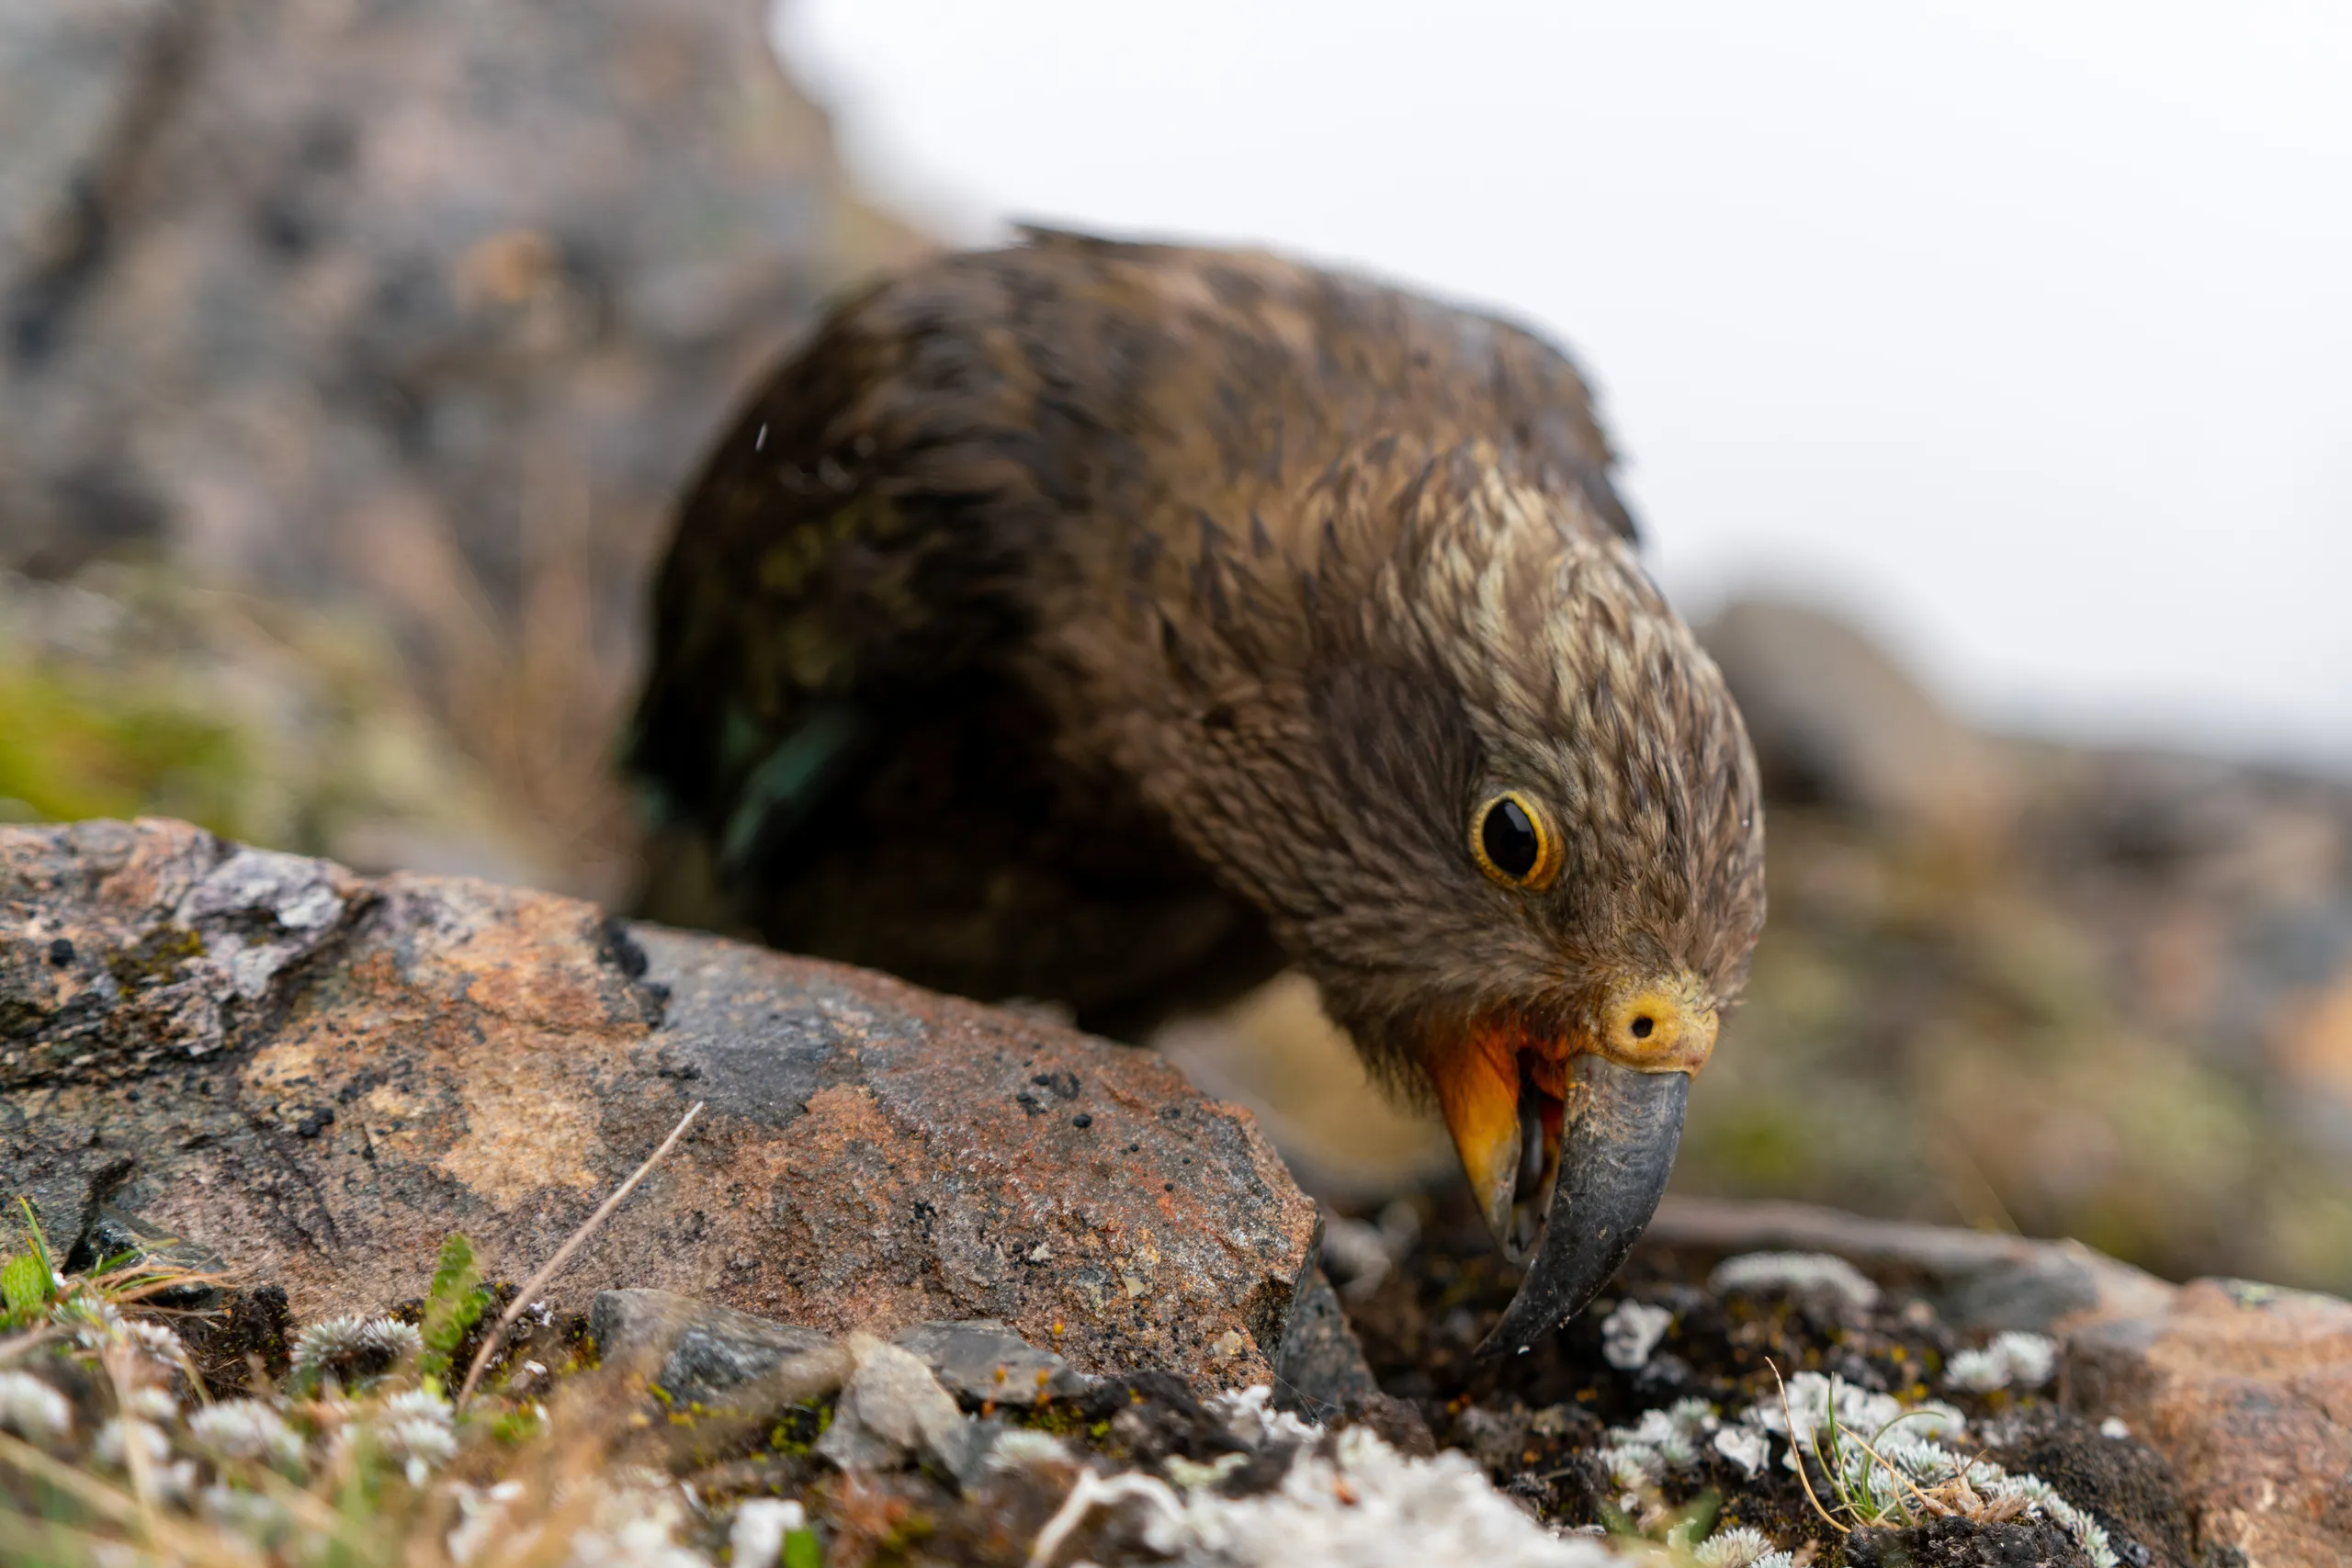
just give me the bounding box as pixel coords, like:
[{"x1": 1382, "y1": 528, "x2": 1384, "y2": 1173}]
[{"x1": 775, "y1": 0, "x2": 2351, "y2": 771}]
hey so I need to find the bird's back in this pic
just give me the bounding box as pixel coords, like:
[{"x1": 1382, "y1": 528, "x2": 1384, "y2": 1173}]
[{"x1": 625, "y1": 229, "x2": 1636, "y2": 1025}]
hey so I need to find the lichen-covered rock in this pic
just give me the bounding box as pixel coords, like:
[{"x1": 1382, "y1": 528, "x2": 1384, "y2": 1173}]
[
  {"x1": 2065, "y1": 1278, "x2": 2352, "y2": 1568},
  {"x1": 0, "y1": 820, "x2": 362, "y2": 1086},
  {"x1": 890, "y1": 1317, "x2": 1093, "y2": 1408},
  {"x1": 0, "y1": 818, "x2": 1320, "y2": 1388},
  {"x1": 589, "y1": 1288, "x2": 847, "y2": 1410}
]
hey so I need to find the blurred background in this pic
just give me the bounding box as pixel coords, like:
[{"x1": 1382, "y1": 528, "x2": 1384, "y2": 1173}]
[{"x1": 2, "y1": 2, "x2": 2346, "y2": 1291}]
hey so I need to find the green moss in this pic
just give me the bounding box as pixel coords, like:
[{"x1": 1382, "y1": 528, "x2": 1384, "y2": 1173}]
[
  {"x1": 0, "y1": 664, "x2": 251, "y2": 836},
  {"x1": 106, "y1": 925, "x2": 204, "y2": 991}
]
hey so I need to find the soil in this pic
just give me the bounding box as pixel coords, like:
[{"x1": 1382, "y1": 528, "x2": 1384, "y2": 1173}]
[
  {"x1": 1331, "y1": 1185, "x2": 2199, "y2": 1568},
  {"x1": 148, "y1": 1189, "x2": 2199, "y2": 1568}
]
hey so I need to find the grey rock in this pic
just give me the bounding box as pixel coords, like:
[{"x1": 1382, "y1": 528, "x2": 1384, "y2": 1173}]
[
  {"x1": 0, "y1": 818, "x2": 363, "y2": 1090},
  {"x1": 73, "y1": 1208, "x2": 226, "y2": 1307},
  {"x1": 589, "y1": 1289, "x2": 846, "y2": 1410},
  {"x1": 816, "y1": 1335, "x2": 978, "y2": 1480},
  {"x1": 891, "y1": 1318, "x2": 1092, "y2": 1408},
  {"x1": 1645, "y1": 1196, "x2": 2176, "y2": 1333},
  {"x1": 1272, "y1": 1267, "x2": 1382, "y2": 1422},
  {"x1": 1700, "y1": 597, "x2": 2015, "y2": 847}
]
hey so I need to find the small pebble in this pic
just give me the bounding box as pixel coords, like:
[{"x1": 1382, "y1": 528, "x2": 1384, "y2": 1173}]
[{"x1": 1072, "y1": 1113, "x2": 1092, "y2": 1128}]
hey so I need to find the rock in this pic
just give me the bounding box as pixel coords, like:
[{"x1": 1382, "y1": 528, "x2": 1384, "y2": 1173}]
[
  {"x1": 1845, "y1": 1517, "x2": 2094, "y2": 1568},
  {"x1": 2064, "y1": 1278, "x2": 2352, "y2": 1567},
  {"x1": 1644, "y1": 1197, "x2": 2177, "y2": 1333},
  {"x1": 0, "y1": 0, "x2": 919, "y2": 594},
  {"x1": 70, "y1": 1209, "x2": 226, "y2": 1306},
  {"x1": 0, "y1": 818, "x2": 1321, "y2": 1388},
  {"x1": 1698, "y1": 597, "x2": 2016, "y2": 847},
  {"x1": 0, "y1": 823, "x2": 362, "y2": 1089},
  {"x1": 1985, "y1": 1409, "x2": 2197, "y2": 1568},
  {"x1": 890, "y1": 1318, "x2": 1092, "y2": 1408},
  {"x1": 1271, "y1": 1266, "x2": 1383, "y2": 1420},
  {"x1": 0, "y1": 0, "x2": 928, "y2": 908},
  {"x1": 816, "y1": 1335, "x2": 978, "y2": 1479},
  {"x1": 589, "y1": 1289, "x2": 846, "y2": 1410},
  {"x1": 1149, "y1": 971, "x2": 1456, "y2": 1201}
]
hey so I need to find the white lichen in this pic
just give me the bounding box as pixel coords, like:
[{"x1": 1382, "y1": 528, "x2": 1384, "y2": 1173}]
[
  {"x1": 1156, "y1": 1425, "x2": 1618, "y2": 1567},
  {"x1": 1713, "y1": 1424, "x2": 1770, "y2": 1478},
  {"x1": 1596, "y1": 1394, "x2": 1718, "y2": 1485},
  {"x1": 1695, "y1": 1524, "x2": 1793, "y2": 1568},
  {"x1": 201, "y1": 1483, "x2": 300, "y2": 1549},
  {"x1": 126, "y1": 1384, "x2": 180, "y2": 1423},
  {"x1": 1945, "y1": 1331, "x2": 2058, "y2": 1393},
  {"x1": 727, "y1": 1498, "x2": 807, "y2": 1568},
  {"x1": 350, "y1": 1387, "x2": 457, "y2": 1486},
  {"x1": 95, "y1": 1416, "x2": 173, "y2": 1470},
  {"x1": 1165, "y1": 1450, "x2": 1251, "y2": 1490},
  {"x1": 1018, "y1": 1393, "x2": 1619, "y2": 1566},
  {"x1": 69, "y1": 1302, "x2": 187, "y2": 1367},
  {"x1": 1207, "y1": 1384, "x2": 1320, "y2": 1450},
  {"x1": 446, "y1": 1480, "x2": 529, "y2": 1566},
  {"x1": 0, "y1": 1370, "x2": 73, "y2": 1441},
  {"x1": 560, "y1": 1484, "x2": 708, "y2": 1568},
  {"x1": 188, "y1": 1399, "x2": 306, "y2": 1470},
  {"x1": 987, "y1": 1428, "x2": 1076, "y2": 1474},
  {"x1": 289, "y1": 1314, "x2": 424, "y2": 1391},
  {"x1": 1600, "y1": 1298, "x2": 1675, "y2": 1370},
  {"x1": 1708, "y1": 1251, "x2": 1880, "y2": 1308},
  {"x1": 1715, "y1": 1371, "x2": 2116, "y2": 1568}
]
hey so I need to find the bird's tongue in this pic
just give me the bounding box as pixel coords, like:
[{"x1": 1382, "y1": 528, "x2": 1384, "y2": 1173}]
[
  {"x1": 1505, "y1": 1074, "x2": 1566, "y2": 1260},
  {"x1": 1476, "y1": 1054, "x2": 1689, "y2": 1358}
]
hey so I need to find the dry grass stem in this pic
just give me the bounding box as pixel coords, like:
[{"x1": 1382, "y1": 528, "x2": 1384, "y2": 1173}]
[{"x1": 457, "y1": 1100, "x2": 704, "y2": 1404}]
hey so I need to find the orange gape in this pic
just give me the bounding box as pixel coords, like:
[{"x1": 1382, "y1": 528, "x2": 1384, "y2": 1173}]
[
  {"x1": 1425, "y1": 974, "x2": 1718, "y2": 1255},
  {"x1": 1426, "y1": 1018, "x2": 1530, "y2": 1245}
]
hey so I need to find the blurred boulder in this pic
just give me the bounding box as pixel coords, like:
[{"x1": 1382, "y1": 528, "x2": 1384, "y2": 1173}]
[
  {"x1": 0, "y1": 0, "x2": 925, "y2": 896},
  {"x1": 1699, "y1": 596, "x2": 2017, "y2": 848}
]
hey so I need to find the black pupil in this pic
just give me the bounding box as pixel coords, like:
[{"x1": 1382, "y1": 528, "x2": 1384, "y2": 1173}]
[
  {"x1": 1481, "y1": 798, "x2": 1541, "y2": 879},
  {"x1": 1631, "y1": 1015, "x2": 1655, "y2": 1039}
]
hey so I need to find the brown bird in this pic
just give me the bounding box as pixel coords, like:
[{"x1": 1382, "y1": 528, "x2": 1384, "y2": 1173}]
[{"x1": 626, "y1": 229, "x2": 1766, "y2": 1354}]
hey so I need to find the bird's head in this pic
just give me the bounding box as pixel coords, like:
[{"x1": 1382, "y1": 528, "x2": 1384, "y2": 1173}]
[{"x1": 1153, "y1": 442, "x2": 1766, "y2": 1355}]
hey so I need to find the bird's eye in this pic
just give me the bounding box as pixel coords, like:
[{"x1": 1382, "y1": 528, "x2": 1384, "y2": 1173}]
[{"x1": 1470, "y1": 791, "x2": 1562, "y2": 891}]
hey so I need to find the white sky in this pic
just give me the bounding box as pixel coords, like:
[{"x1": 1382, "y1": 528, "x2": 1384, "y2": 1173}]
[{"x1": 775, "y1": 0, "x2": 2352, "y2": 770}]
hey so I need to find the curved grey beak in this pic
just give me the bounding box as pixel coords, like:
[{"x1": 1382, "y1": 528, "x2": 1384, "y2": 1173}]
[{"x1": 1475, "y1": 1055, "x2": 1688, "y2": 1358}]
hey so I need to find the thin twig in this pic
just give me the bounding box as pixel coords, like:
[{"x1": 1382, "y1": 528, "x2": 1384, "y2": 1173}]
[
  {"x1": 1770, "y1": 1359, "x2": 1849, "y2": 1536},
  {"x1": 458, "y1": 1101, "x2": 703, "y2": 1405}
]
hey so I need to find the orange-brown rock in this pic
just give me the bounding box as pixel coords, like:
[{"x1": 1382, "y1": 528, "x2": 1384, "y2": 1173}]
[
  {"x1": 2066, "y1": 1278, "x2": 2352, "y2": 1568},
  {"x1": 0, "y1": 818, "x2": 1319, "y2": 1387}
]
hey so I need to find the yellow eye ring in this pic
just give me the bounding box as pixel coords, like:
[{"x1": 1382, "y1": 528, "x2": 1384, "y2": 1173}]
[{"x1": 1469, "y1": 790, "x2": 1564, "y2": 891}]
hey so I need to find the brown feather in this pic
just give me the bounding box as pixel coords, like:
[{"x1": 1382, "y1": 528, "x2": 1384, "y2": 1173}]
[{"x1": 627, "y1": 229, "x2": 1764, "y2": 1059}]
